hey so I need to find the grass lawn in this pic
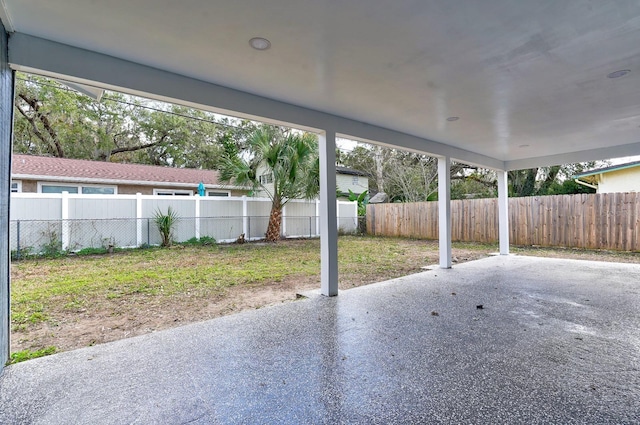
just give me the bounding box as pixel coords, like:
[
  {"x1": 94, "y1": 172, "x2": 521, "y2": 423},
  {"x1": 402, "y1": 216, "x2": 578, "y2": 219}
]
[{"x1": 9, "y1": 235, "x2": 640, "y2": 363}]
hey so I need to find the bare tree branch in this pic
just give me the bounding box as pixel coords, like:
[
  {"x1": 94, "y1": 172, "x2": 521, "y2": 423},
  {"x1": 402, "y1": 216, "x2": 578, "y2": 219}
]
[{"x1": 18, "y1": 93, "x2": 65, "y2": 157}]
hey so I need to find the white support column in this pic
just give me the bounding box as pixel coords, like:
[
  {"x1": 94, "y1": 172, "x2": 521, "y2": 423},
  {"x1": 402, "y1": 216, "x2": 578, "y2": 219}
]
[
  {"x1": 0, "y1": 23, "x2": 13, "y2": 367},
  {"x1": 61, "y1": 191, "x2": 70, "y2": 251},
  {"x1": 194, "y1": 196, "x2": 201, "y2": 240},
  {"x1": 438, "y1": 157, "x2": 452, "y2": 268},
  {"x1": 497, "y1": 170, "x2": 510, "y2": 255},
  {"x1": 319, "y1": 129, "x2": 338, "y2": 296},
  {"x1": 136, "y1": 193, "x2": 143, "y2": 246},
  {"x1": 242, "y1": 196, "x2": 248, "y2": 238}
]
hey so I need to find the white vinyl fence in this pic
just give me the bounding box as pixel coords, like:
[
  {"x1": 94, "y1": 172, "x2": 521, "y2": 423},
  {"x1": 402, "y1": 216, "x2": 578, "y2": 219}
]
[{"x1": 10, "y1": 193, "x2": 358, "y2": 255}]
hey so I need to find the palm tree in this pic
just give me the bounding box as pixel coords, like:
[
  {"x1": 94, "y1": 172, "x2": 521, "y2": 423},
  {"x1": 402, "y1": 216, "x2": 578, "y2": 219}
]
[{"x1": 219, "y1": 125, "x2": 319, "y2": 242}]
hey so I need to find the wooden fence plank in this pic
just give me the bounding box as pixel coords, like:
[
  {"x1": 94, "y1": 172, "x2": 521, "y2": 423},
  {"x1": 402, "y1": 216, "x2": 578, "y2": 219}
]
[{"x1": 367, "y1": 192, "x2": 640, "y2": 251}]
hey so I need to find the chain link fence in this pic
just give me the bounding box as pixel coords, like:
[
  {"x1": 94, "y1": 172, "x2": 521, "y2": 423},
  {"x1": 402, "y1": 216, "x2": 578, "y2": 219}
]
[{"x1": 10, "y1": 215, "x2": 363, "y2": 258}]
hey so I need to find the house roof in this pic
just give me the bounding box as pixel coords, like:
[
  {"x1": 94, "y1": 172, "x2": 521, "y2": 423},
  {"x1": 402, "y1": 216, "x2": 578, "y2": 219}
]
[
  {"x1": 11, "y1": 154, "x2": 222, "y2": 187},
  {"x1": 573, "y1": 160, "x2": 640, "y2": 179},
  {"x1": 335, "y1": 166, "x2": 368, "y2": 177}
]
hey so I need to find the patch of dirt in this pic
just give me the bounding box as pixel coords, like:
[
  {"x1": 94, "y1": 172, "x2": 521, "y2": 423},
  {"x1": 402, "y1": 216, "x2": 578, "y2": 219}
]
[{"x1": 11, "y1": 239, "x2": 640, "y2": 355}]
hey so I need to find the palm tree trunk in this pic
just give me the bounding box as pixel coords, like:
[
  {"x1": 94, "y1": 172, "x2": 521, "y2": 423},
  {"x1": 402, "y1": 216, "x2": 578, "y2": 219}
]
[{"x1": 265, "y1": 198, "x2": 283, "y2": 242}]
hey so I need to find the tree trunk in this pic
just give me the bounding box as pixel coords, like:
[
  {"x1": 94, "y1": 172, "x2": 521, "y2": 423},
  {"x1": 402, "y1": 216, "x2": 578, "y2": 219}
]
[{"x1": 265, "y1": 198, "x2": 283, "y2": 242}]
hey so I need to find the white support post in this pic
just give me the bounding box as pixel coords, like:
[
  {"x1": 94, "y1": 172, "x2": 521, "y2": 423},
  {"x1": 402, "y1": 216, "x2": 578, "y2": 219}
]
[
  {"x1": 242, "y1": 196, "x2": 248, "y2": 238},
  {"x1": 497, "y1": 170, "x2": 510, "y2": 255},
  {"x1": 194, "y1": 196, "x2": 201, "y2": 240},
  {"x1": 282, "y1": 204, "x2": 287, "y2": 237},
  {"x1": 438, "y1": 157, "x2": 452, "y2": 268},
  {"x1": 319, "y1": 129, "x2": 338, "y2": 296},
  {"x1": 136, "y1": 193, "x2": 143, "y2": 246},
  {"x1": 0, "y1": 25, "x2": 13, "y2": 367},
  {"x1": 61, "y1": 191, "x2": 70, "y2": 251}
]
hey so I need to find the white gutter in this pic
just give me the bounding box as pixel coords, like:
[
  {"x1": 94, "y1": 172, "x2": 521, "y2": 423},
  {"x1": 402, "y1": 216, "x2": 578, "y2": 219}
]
[{"x1": 574, "y1": 178, "x2": 598, "y2": 191}]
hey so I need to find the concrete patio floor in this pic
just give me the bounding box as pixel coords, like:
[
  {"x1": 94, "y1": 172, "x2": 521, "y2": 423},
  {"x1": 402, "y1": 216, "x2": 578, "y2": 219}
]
[{"x1": 1, "y1": 255, "x2": 639, "y2": 424}]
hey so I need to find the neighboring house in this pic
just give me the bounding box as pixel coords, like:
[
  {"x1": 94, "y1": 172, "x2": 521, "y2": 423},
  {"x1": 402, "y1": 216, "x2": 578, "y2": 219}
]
[
  {"x1": 574, "y1": 160, "x2": 640, "y2": 193},
  {"x1": 335, "y1": 166, "x2": 369, "y2": 197},
  {"x1": 10, "y1": 154, "x2": 248, "y2": 196},
  {"x1": 256, "y1": 165, "x2": 369, "y2": 199}
]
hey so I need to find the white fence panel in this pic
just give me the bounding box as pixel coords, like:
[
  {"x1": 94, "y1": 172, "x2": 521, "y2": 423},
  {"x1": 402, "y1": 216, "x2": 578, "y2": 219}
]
[
  {"x1": 246, "y1": 198, "x2": 272, "y2": 240},
  {"x1": 338, "y1": 201, "x2": 358, "y2": 232},
  {"x1": 9, "y1": 193, "x2": 357, "y2": 253},
  {"x1": 69, "y1": 196, "x2": 136, "y2": 219},
  {"x1": 199, "y1": 197, "x2": 245, "y2": 242},
  {"x1": 10, "y1": 194, "x2": 62, "y2": 221},
  {"x1": 142, "y1": 196, "x2": 196, "y2": 243},
  {"x1": 283, "y1": 200, "x2": 318, "y2": 238}
]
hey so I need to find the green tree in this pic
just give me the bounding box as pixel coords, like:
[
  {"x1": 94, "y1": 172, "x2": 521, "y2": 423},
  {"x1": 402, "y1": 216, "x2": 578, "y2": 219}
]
[
  {"x1": 13, "y1": 72, "x2": 231, "y2": 166},
  {"x1": 14, "y1": 74, "x2": 159, "y2": 160},
  {"x1": 340, "y1": 143, "x2": 473, "y2": 202},
  {"x1": 219, "y1": 125, "x2": 319, "y2": 242},
  {"x1": 508, "y1": 162, "x2": 605, "y2": 197}
]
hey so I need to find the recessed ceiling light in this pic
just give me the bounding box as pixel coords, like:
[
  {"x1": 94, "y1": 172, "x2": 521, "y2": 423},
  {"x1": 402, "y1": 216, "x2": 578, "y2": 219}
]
[
  {"x1": 607, "y1": 69, "x2": 630, "y2": 79},
  {"x1": 249, "y1": 37, "x2": 271, "y2": 51},
  {"x1": 519, "y1": 144, "x2": 530, "y2": 148},
  {"x1": 446, "y1": 116, "x2": 459, "y2": 122}
]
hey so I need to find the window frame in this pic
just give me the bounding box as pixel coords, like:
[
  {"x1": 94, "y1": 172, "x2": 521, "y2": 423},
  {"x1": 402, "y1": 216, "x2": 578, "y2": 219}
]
[
  {"x1": 10, "y1": 180, "x2": 21, "y2": 193},
  {"x1": 206, "y1": 190, "x2": 231, "y2": 197},
  {"x1": 153, "y1": 189, "x2": 194, "y2": 196},
  {"x1": 37, "y1": 182, "x2": 117, "y2": 195},
  {"x1": 259, "y1": 173, "x2": 273, "y2": 184}
]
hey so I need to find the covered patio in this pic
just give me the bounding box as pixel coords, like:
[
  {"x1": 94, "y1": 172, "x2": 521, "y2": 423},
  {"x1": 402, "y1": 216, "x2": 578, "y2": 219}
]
[
  {"x1": 1, "y1": 1, "x2": 640, "y2": 421},
  {"x1": 1, "y1": 255, "x2": 639, "y2": 423}
]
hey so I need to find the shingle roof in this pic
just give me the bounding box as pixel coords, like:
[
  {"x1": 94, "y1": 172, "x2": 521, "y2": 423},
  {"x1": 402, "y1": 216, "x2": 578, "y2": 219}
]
[
  {"x1": 11, "y1": 154, "x2": 221, "y2": 186},
  {"x1": 335, "y1": 166, "x2": 368, "y2": 177}
]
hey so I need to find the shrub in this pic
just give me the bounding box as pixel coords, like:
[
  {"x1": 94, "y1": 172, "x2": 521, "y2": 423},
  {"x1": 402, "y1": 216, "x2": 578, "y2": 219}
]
[
  {"x1": 153, "y1": 207, "x2": 180, "y2": 247},
  {"x1": 181, "y1": 236, "x2": 217, "y2": 246}
]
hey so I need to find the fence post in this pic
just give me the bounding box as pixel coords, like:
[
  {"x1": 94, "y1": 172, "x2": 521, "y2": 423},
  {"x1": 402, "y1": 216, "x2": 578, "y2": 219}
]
[
  {"x1": 248, "y1": 216, "x2": 251, "y2": 241},
  {"x1": 136, "y1": 193, "x2": 143, "y2": 247},
  {"x1": 16, "y1": 220, "x2": 20, "y2": 259},
  {"x1": 354, "y1": 200, "x2": 358, "y2": 230},
  {"x1": 242, "y1": 196, "x2": 248, "y2": 238},
  {"x1": 61, "y1": 191, "x2": 70, "y2": 251},
  {"x1": 282, "y1": 204, "x2": 287, "y2": 237},
  {"x1": 315, "y1": 199, "x2": 320, "y2": 236},
  {"x1": 147, "y1": 218, "x2": 150, "y2": 246},
  {"x1": 194, "y1": 196, "x2": 201, "y2": 240},
  {"x1": 309, "y1": 216, "x2": 312, "y2": 239}
]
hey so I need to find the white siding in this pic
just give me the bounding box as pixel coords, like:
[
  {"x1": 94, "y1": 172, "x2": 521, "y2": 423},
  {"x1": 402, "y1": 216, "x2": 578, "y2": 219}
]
[
  {"x1": 598, "y1": 168, "x2": 640, "y2": 193},
  {"x1": 336, "y1": 173, "x2": 368, "y2": 195}
]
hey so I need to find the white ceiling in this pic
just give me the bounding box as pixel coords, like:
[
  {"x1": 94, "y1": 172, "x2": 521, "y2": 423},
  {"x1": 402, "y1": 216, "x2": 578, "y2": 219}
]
[{"x1": 3, "y1": 1, "x2": 640, "y2": 169}]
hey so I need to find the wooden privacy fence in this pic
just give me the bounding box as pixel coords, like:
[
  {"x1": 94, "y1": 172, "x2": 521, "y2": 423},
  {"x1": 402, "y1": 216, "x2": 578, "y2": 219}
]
[{"x1": 367, "y1": 192, "x2": 640, "y2": 251}]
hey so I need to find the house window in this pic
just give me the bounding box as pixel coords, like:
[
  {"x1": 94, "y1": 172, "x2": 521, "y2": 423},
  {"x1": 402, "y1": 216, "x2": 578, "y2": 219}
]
[
  {"x1": 352, "y1": 176, "x2": 359, "y2": 185},
  {"x1": 259, "y1": 173, "x2": 273, "y2": 184},
  {"x1": 39, "y1": 183, "x2": 116, "y2": 194},
  {"x1": 11, "y1": 181, "x2": 21, "y2": 193},
  {"x1": 207, "y1": 191, "x2": 231, "y2": 197},
  {"x1": 82, "y1": 186, "x2": 115, "y2": 195},
  {"x1": 153, "y1": 189, "x2": 193, "y2": 196},
  {"x1": 41, "y1": 184, "x2": 79, "y2": 194}
]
